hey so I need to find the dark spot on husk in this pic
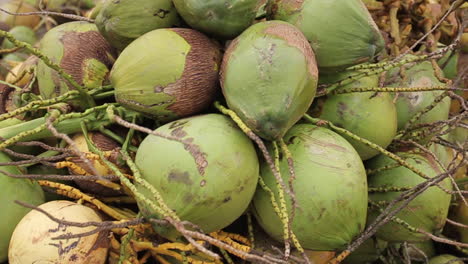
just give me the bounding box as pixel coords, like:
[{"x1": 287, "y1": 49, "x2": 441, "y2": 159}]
[
  {"x1": 168, "y1": 170, "x2": 193, "y2": 185},
  {"x1": 223, "y1": 197, "x2": 231, "y2": 203},
  {"x1": 169, "y1": 120, "x2": 189, "y2": 129},
  {"x1": 183, "y1": 193, "x2": 194, "y2": 203},
  {"x1": 200, "y1": 179, "x2": 206, "y2": 187},
  {"x1": 154, "y1": 86, "x2": 164, "y2": 93},
  {"x1": 317, "y1": 207, "x2": 326, "y2": 220},
  {"x1": 69, "y1": 254, "x2": 78, "y2": 261},
  {"x1": 59, "y1": 30, "x2": 115, "y2": 88},
  {"x1": 337, "y1": 102, "x2": 348, "y2": 118},
  {"x1": 154, "y1": 9, "x2": 170, "y2": 18},
  {"x1": 183, "y1": 137, "x2": 208, "y2": 175},
  {"x1": 163, "y1": 28, "x2": 222, "y2": 117},
  {"x1": 170, "y1": 127, "x2": 187, "y2": 138},
  {"x1": 347, "y1": 163, "x2": 351, "y2": 168}
]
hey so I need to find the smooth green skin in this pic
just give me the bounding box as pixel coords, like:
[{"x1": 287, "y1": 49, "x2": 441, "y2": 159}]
[
  {"x1": 173, "y1": 0, "x2": 262, "y2": 39},
  {"x1": 367, "y1": 152, "x2": 452, "y2": 243},
  {"x1": 315, "y1": 71, "x2": 397, "y2": 160},
  {"x1": 343, "y1": 238, "x2": 387, "y2": 264},
  {"x1": 428, "y1": 132, "x2": 453, "y2": 169},
  {"x1": 37, "y1": 21, "x2": 111, "y2": 100},
  {"x1": 252, "y1": 124, "x2": 368, "y2": 250},
  {"x1": 0, "y1": 151, "x2": 45, "y2": 262},
  {"x1": 135, "y1": 114, "x2": 259, "y2": 241},
  {"x1": 95, "y1": 0, "x2": 180, "y2": 50},
  {"x1": 1, "y1": 26, "x2": 36, "y2": 50},
  {"x1": 271, "y1": 0, "x2": 384, "y2": 72},
  {"x1": 429, "y1": 255, "x2": 464, "y2": 264},
  {"x1": 111, "y1": 29, "x2": 189, "y2": 122},
  {"x1": 438, "y1": 50, "x2": 458, "y2": 80},
  {"x1": 222, "y1": 20, "x2": 318, "y2": 140},
  {"x1": 386, "y1": 59, "x2": 451, "y2": 131}
]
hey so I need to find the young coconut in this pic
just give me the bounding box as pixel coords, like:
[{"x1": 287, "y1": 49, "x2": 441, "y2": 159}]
[
  {"x1": 366, "y1": 152, "x2": 452, "y2": 243},
  {"x1": 0, "y1": 151, "x2": 45, "y2": 262},
  {"x1": 36, "y1": 21, "x2": 116, "y2": 104},
  {"x1": 67, "y1": 132, "x2": 124, "y2": 196},
  {"x1": 310, "y1": 69, "x2": 397, "y2": 160},
  {"x1": 8, "y1": 200, "x2": 109, "y2": 264},
  {"x1": 111, "y1": 28, "x2": 222, "y2": 123},
  {"x1": 1, "y1": 25, "x2": 37, "y2": 50},
  {"x1": 252, "y1": 124, "x2": 368, "y2": 250},
  {"x1": 95, "y1": 0, "x2": 180, "y2": 50},
  {"x1": 221, "y1": 20, "x2": 318, "y2": 140},
  {"x1": 135, "y1": 114, "x2": 259, "y2": 241},
  {"x1": 172, "y1": 0, "x2": 266, "y2": 39},
  {"x1": 269, "y1": 0, "x2": 385, "y2": 72},
  {"x1": 385, "y1": 57, "x2": 451, "y2": 131}
]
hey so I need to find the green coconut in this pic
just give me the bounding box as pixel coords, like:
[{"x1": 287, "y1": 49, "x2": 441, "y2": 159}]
[
  {"x1": 385, "y1": 58, "x2": 451, "y2": 131},
  {"x1": 36, "y1": 21, "x2": 115, "y2": 102},
  {"x1": 95, "y1": 0, "x2": 180, "y2": 50},
  {"x1": 252, "y1": 123, "x2": 368, "y2": 250},
  {"x1": 438, "y1": 49, "x2": 467, "y2": 89},
  {"x1": 429, "y1": 255, "x2": 464, "y2": 264},
  {"x1": 0, "y1": 151, "x2": 45, "y2": 262},
  {"x1": 343, "y1": 237, "x2": 387, "y2": 264},
  {"x1": 269, "y1": 0, "x2": 384, "y2": 72},
  {"x1": 111, "y1": 28, "x2": 221, "y2": 123},
  {"x1": 310, "y1": 69, "x2": 397, "y2": 160},
  {"x1": 367, "y1": 152, "x2": 452, "y2": 243},
  {"x1": 1, "y1": 26, "x2": 36, "y2": 50},
  {"x1": 221, "y1": 20, "x2": 318, "y2": 140},
  {"x1": 135, "y1": 114, "x2": 259, "y2": 241},
  {"x1": 172, "y1": 0, "x2": 265, "y2": 39}
]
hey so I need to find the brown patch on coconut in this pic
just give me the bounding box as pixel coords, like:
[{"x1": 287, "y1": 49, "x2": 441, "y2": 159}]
[
  {"x1": 263, "y1": 22, "x2": 318, "y2": 78},
  {"x1": 59, "y1": 30, "x2": 116, "y2": 87},
  {"x1": 161, "y1": 28, "x2": 222, "y2": 117}
]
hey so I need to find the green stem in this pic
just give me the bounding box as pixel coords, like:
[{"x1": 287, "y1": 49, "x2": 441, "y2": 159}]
[{"x1": 0, "y1": 105, "x2": 140, "y2": 146}]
